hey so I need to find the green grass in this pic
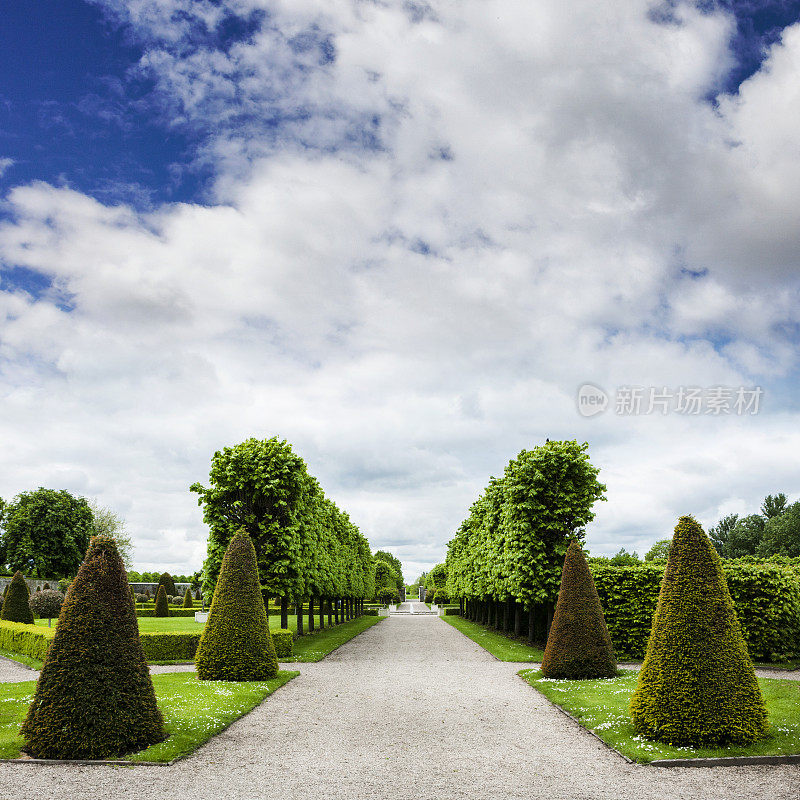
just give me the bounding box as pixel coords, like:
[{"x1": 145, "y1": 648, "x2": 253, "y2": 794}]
[
  {"x1": 441, "y1": 615, "x2": 545, "y2": 662},
  {"x1": 0, "y1": 670, "x2": 298, "y2": 762},
  {"x1": 0, "y1": 650, "x2": 41, "y2": 671},
  {"x1": 286, "y1": 615, "x2": 385, "y2": 662},
  {"x1": 519, "y1": 668, "x2": 800, "y2": 763}
]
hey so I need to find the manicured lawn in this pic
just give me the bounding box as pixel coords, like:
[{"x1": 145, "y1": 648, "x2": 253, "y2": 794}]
[
  {"x1": 441, "y1": 615, "x2": 544, "y2": 662},
  {"x1": 0, "y1": 670, "x2": 298, "y2": 762},
  {"x1": 519, "y1": 668, "x2": 800, "y2": 763},
  {"x1": 35, "y1": 616, "x2": 307, "y2": 634}
]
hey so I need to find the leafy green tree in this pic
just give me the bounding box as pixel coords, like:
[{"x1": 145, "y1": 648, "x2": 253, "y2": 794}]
[
  {"x1": 609, "y1": 548, "x2": 640, "y2": 565},
  {"x1": 426, "y1": 563, "x2": 447, "y2": 593},
  {"x1": 644, "y1": 539, "x2": 671, "y2": 562},
  {"x1": 725, "y1": 515, "x2": 766, "y2": 558},
  {"x1": 157, "y1": 572, "x2": 176, "y2": 595},
  {"x1": 758, "y1": 501, "x2": 800, "y2": 557},
  {"x1": 761, "y1": 493, "x2": 788, "y2": 520},
  {"x1": 708, "y1": 513, "x2": 739, "y2": 556},
  {"x1": 373, "y1": 560, "x2": 399, "y2": 598},
  {"x1": 374, "y1": 551, "x2": 404, "y2": 589},
  {"x1": 0, "y1": 489, "x2": 93, "y2": 578},
  {"x1": 28, "y1": 589, "x2": 64, "y2": 626},
  {"x1": 87, "y1": 501, "x2": 133, "y2": 568}
]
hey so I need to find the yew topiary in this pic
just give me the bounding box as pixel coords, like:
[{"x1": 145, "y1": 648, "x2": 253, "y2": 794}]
[
  {"x1": 20, "y1": 536, "x2": 165, "y2": 759},
  {"x1": 0, "y1": 571, "x2": 34, "y2": 624},
  {"x1": 630, "y1": 515, "x2": 767, "y2": 747},
  {"x1": 154, "y1": 585, "x2": 170, "y2": 617},
  {"x1": 157, "y1": 572, "x2": 176, "y2": 596},
  {"x1": 182, "y1": 588, "x2": 193, "y2": 608},
  {"x1": 541, "y1": 540, "x2": 617, "y2": 678},
  {"x1": 195, "y1": 530, "x2": 278, "y2": 681}
]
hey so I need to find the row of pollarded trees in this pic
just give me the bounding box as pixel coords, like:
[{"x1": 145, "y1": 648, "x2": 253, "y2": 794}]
[
  {"x1": 191, "y1": 437, "x2": 375, "y2": 632},
  {"x1": 446, "y1": 440, "x2": 606, "y2": 642}
]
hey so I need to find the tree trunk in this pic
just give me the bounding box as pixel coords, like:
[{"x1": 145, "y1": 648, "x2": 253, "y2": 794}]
[
  {"x1": 308, "y1": 596, "x2": 315, "y2": 633},
  {"x1": 281, "y1": 597, "x2": 289, "y2": 630},
  {"x1": 335, "y1": 598, "x2": 340, "y2": 624},
  {"x1": 327, "y1": 599, "x2": 333, "y2": 626},
  {"x1": 296, "y1": 598, "x2": 304, "y2": 636},
  {"x1": 513, "y1": 602, "x2": 522, "y2": 636},
  {"x1": 503, "y1": 598, "x2": 512, "y2": 633},
  {"x1": 319, "y1": 598, "x2": 324, "y2": 630},
  {"x1": 527, "y1": 605, "x2": 535, "y2": 644}
]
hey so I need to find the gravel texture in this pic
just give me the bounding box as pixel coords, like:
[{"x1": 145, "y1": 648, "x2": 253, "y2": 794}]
[{"x1": 0, "y1": 615, "x2": 798, "y2": 799}]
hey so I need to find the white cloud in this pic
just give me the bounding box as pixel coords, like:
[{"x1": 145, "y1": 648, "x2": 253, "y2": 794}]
[{"x1": 1, "y1": 1, "x2": 800, "y2": 579}]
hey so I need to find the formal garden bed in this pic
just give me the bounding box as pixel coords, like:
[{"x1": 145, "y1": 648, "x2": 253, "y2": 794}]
[
  {"x1": 519, "y1": 668, "x2": 800, "y2": 764},
  {"x1": 0, "y1": 670, "x2": 298, "y2": 763}
]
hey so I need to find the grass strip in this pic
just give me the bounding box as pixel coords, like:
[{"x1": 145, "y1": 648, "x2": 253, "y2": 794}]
[
  {"x1": 0, "y1": 670, "x2": 298, "y2": 762},
  {"x1": 286, "y1": 615, "x2": 385, "y2": 662},
  {"x1": 441, "y1": 615, "x2": 544, "y2": 662},
  {"x1": 519, "y1": 668, "x2": 800, "y2": 763}
]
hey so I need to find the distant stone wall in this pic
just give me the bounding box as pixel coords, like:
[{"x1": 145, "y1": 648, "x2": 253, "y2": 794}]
[
  {"x1": 129, "y1": 582, "x2": 192, "y2": 595},
  {"x1": 0, "y1": 578, "x2": 191, "y2": 595}
]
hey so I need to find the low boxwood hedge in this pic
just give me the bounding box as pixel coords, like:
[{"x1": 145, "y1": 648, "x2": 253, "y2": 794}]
[
  {"x1": 136, "y1": 609, "x2": 198, "y2": 618},
  {"x1": 272, "y1": 629, "x2": 293, "y2": 658}
]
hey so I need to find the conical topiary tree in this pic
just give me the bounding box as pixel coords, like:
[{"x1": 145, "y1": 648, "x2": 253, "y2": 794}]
[
  {"x1": 195, "y1": 530, "x2": 278, "y2": 681},
  {"x1": 145, "y1": 589, "x2": 150, "y2": 600},
  {"x1": 157, "y1": 572, "x2": 176, "y2": 596},
  {"x1": 154, "y1": 585, "x2": 169, "y2": 617},
  {"x1": 630, "y1": 515, "x2": 767, "y2": 746},
  {"x1": 182, "y1": 587, "x2": 193, "y2": 608},
  {"x1": 0, "y1": 571, "x2": 34, "y2": 624},
  {"x1": 20, "y1": 536, "x2": 165, "y2": 759},
  {"x1": 195, "y1": 588, "x2": 201, "y2": 601},
  {"x1": 541, "y1": 540, "x2": 617, "y2": 678}
]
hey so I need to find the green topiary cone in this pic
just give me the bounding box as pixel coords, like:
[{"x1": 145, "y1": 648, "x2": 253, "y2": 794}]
[
  {"x1": 20, "y1": 536, "x2": 165, "y2": 759},
  {"x1": 154, "y1": 585, "x2": 170, "y2": 617},
  {"x1": 182, "y1": 587, "x2": 193, "y2": 608},
  {"x1": 630, "y1": 515, "x2": 768, "y2": 747},
  {"x1": 541, "y1": 540, "x2": 617, "y2": 678},
  {"x1": 0, "y1": 571, "x2": 34, "y2": 624},
  {"x1": 195, "y1": 530, "x2": 278, "y2": 681}
]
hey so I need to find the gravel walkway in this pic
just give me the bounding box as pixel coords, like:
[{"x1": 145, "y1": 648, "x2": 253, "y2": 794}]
[{"x1": 0, "y1": 617, "x2": 798, "y2": 799}]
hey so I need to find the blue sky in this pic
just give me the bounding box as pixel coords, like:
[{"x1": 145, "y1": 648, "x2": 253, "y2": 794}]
[{"x1": 1, "y1": 0, "x2": 800, "y2": 579}]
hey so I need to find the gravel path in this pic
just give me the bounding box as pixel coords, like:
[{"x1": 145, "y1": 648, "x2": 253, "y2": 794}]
[{"x1": 0, "y1": 617, "x2": 798, "y2": 799}]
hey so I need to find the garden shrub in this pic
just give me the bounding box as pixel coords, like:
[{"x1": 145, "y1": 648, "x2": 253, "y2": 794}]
[
  {"x1": 630, "y1": 516, "x2": 767, "y2": 747},
  {"x1": 20, "y1": 536, "x2": 165, "y2": 759},
  {"x1": 139, "y1": 632, "x2": 201, "y2": 661},
  {"x1": 0, "y1": 571, "x2": 34, "y2": 624},
  {"x1": 183, "y1": 588, "x2": 193, "y2": 608},
  {"x1": 195, "y1": 530, "x2": 278, "y2": 681},
  {"x1": 145, "y1": 589, "x2": 150, "y2": 600},
  {"x1": 136, "y1": 608, "x2": 196, "y2": 618},
  {"x1": 0, "y1": 620, "x2": 52, "y2": 661},
  {"x1": 542, "y1": 541, "x2": 616, "y2": 678},
  {"x1": 154, "y1": 585, "x2": 169, "y2": 617},
  {"x1": 157, "y1": 572, "x2": 176, "y2": 595},
  {"x1": 28, "y1": 589, "x2": 65, "y2": 626},
  {"x1": 592, "y1": 560, "x2": 800, "y2": 660},
  {"x1": 271, "y1": 629, "x2": 293, "y2": 658},
  {"x1": 134, "y1": 593, "x2": 148, "y2": 604}
]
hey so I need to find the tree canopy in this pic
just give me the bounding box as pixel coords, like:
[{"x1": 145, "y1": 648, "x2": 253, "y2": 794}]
[
  {"x1": 0, "y1": 488, "x2": 93, "y2": 578},
  {"x1": 446, "y1": 440, "x2": 606, "y2": 605},
  {"x1": 709, "y1": 494, "x2": 800, "y2": 558}
]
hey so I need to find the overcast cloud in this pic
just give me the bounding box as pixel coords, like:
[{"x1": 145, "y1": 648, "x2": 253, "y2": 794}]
[{"x1": 1, "y1": 0, "x2": 799, "y2": 580}]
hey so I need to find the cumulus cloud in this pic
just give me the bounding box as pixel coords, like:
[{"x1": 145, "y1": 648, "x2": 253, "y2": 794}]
[{"x1": 1, "y1": 1, "x2": 799, "y2": 577}]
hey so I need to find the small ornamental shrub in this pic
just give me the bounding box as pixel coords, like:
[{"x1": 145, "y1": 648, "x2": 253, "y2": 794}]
[
  {"x1": 630, "y1": 515, "x2": 767, "y2": 747},
  {"x1": 145, "y1": 589, "x2": 151, "y2": 600},
  {"x1": 154, "y1": 585, "x2": 170, "y2": 617},
  {"x1": 135, "y1": 593, "x2": 148, "y2": 604},
  {"x1": 183, "y1": 588, "x2": 193, "y2": 608},
  {"x1": 43, "y1": 583, "x2": 50, "y2": 590},
  {"x1": 271, "y1": 629, "x2": 293, "y2": 658},
  {"x1": 195, "y1": 589, "x2": 201, "y2": 600},
  {"x1": 195, "y1": 530, "x2": 278, "y2": 681},
  {"x1": 0, "y1": 571, "x2": 34, "y2": 624},
  {"x1": 157, "y1": 572, "x2": 176, "y2": 596},
  {"x1": 20, "y1": 536, "x2": 165, "y2": 759},
  {"x1": 541, "y1": 540, "x2": 616, "y2": 679},
  {"x1": 28, "y1": 590, "x2": 65, "y2": 626},
  {"x1": 170, "y1": 597, "x2": 182, "y2": 606}
]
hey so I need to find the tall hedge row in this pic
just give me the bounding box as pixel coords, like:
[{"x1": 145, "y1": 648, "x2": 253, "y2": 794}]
[
  {"x1": 192, "y1": 437, "x2": 375, "y2": 605},
  {"x1": 446, "y1": 441, "x2": 606, "y2": 607},
  {"x1": 592, "y1": 560, "x2": 800, "y2": 661}
]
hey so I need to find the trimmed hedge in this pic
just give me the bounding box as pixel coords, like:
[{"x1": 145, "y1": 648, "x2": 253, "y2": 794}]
[
  {"x1": 630, "y1": 516, "x2": 767, "y2": 747},
  {"x1": 592, "y1": 560, "x2": 800, "y2": 661},
  {"x1": 0, "y1": 622, "x2": 203, "y2": 663},
  {"x1": 272, "y1": 629, "x2": 293, "y2": 658},
  {"x1": 541, "y1": 541, "x2": 616, "y2": 679},
  {"x1": 136, "y1": 608, "x2": 198, "y2": 618}
]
